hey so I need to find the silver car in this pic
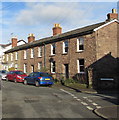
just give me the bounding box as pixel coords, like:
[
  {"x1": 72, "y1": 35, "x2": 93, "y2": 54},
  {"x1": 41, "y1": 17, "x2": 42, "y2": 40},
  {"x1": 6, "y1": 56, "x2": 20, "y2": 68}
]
[{"x1": 0, "y1": 70, "x2": 8, "y2": 80}]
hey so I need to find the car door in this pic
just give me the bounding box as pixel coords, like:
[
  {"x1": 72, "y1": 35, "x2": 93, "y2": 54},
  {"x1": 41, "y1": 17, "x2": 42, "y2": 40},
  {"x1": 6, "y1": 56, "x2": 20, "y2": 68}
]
[
  {"x1": 8, "y1": 71, "x2": 14, "y2": 80},
  {"x1": 32, "y1": 72, "x2": 39, "y2": 84},
  {"x1": 26, "y1": 73, "x2": 34, "y2": 83}
]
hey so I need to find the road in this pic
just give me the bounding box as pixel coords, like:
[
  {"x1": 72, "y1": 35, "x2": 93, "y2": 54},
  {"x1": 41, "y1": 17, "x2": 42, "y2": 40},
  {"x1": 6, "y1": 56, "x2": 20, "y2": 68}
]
[{"x1": 2, "y1": 80, "x2": 117, "y2": 119}]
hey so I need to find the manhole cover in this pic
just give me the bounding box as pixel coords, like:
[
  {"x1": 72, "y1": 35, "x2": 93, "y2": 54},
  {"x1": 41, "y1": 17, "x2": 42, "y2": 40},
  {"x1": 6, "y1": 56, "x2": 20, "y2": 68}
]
[
  {"x1": 2, "y1": 98, "x2": 7, "y2": 102},
  {"x1": 24, "y1": 97, "x2": 40, "y2": 103}
]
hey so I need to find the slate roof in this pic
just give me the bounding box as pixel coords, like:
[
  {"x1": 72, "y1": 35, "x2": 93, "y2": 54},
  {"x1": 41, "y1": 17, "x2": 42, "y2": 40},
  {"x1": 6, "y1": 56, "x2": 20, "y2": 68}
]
[{"x1": 5, "y1": 21, "x2": 106, "y2": 54}]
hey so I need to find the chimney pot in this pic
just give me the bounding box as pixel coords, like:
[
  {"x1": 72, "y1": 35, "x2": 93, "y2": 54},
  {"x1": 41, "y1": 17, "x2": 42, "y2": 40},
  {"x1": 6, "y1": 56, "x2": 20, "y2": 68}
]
[
  {"x1": 28, "y1": 33, "x2": 35, "y2": 43},
  {"x1": 112, "y1": 8, "x2": 116, "y2": 13},
  {"x1": 52, "y1": 23, "x2": 62, "y2": 36},
  {"x1": 107, "y1": 9, "x2": 118, "y2": 21}
]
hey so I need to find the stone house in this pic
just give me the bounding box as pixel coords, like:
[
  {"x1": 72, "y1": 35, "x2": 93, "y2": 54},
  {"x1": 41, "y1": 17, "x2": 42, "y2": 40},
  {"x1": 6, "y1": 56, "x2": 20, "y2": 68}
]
[{"x1": 4, "y1": 9, "x2": 119, "y2": 89}]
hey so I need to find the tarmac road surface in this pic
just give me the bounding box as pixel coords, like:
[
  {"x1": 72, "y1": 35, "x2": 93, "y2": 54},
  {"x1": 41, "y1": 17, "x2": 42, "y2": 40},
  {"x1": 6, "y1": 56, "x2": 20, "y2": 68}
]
[{"x1": 2, "y1": 80, "x2": 102, "y2": 119}]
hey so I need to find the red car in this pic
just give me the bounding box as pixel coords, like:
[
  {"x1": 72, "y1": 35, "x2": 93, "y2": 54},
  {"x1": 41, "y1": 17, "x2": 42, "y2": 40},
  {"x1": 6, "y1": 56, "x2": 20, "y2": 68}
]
[{"x1": 6, "y1": 70, "x2": 27, "y2": 83}]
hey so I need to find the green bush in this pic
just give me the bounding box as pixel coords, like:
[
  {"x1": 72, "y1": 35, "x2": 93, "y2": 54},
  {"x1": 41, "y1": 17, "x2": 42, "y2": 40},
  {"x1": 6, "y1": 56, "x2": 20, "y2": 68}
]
[{"x1": 64, "y1": 78, "x2": 76, "y2": 84}]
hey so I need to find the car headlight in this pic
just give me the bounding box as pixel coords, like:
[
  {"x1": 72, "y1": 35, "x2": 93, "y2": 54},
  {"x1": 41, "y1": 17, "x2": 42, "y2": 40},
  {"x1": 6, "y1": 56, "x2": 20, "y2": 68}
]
[{"x1": 17, "y1": 75, "x2": 22, "y2": 79}]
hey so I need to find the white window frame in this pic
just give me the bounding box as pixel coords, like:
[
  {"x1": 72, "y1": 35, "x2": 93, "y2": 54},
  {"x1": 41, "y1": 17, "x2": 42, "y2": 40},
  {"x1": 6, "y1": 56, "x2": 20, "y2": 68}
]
[
  {"x1": 51, "y1": 61, "x2": 55, "y2": 73},
  {"x1": 63, "y1": 40, "x2": 68, "y2": 54},
  {"x1": 38, "y1": 62, "x2": 42, "y2": 71},
  {"x1": 15, "y1": 52, "x2": 18, "y2": 60},
  {"x1": 51, "y1": 43, "x2": 55, "y2": 55},
  {"x1": 38, "y1": 46, "x2": 42, "y2": 57},
  {"x1": 6, "y1": 54, "x2": 9, "y2": 61},
  {"x1": 24, "y1": 50, "x2": 27, "y2": 59},
  {"x1": 77, "y1": 37, "x2": 84, "y2": 52},
  {"x1": 11, "y1": 53, "x2": 13, "y2": 61},
  {"x1": 31, "y1": 65, "x2": 34, "y2": 72},
  {"x1": 31, "y1": 48, "x2": 34, "y2": 58},
  {"x1": 24, "y1": 64, "x2": 27, "y2": 73},
  {"x1": 77, "y1": 59, "x2": 85, "y2": 73}
]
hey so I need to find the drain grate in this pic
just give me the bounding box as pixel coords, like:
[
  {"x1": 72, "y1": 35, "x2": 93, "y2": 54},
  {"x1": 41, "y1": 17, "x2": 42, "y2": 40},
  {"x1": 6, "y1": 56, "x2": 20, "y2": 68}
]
[{"x1": 24, "y1": 97, "x2": 40, "y2": 103}]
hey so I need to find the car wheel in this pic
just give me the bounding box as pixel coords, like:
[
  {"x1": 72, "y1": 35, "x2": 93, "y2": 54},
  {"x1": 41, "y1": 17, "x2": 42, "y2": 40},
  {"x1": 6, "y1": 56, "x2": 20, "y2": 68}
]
[
  {"x1": 6, "y1": 77, "x2": 9, "y2": 81},
  {"x1": 49, "y1": 84, "x2": 52, "y2": 87},
  {"x1": 35, "y1": 81, "x2": 39, "y2": 87},
  {"x1": 24, "y1": 80, "x2": 27, "y2": 85},
  {"x1": 14, "y1": 78, "x2": 17, "y2": 83}
]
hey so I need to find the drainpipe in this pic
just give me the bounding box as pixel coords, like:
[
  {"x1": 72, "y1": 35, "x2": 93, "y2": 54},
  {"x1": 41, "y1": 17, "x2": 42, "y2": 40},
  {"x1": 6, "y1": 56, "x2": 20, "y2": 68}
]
[{"x1": 43, "y1": 43, "x2": 46, "y2": 68}]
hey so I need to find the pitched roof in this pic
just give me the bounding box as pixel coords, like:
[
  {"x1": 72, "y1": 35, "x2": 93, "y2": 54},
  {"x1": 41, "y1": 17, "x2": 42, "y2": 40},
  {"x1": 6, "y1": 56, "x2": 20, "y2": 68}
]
[
  {"x1": 1, "y1": 40, "x2": 26, "y2": 48},
  {"x1": 5, "y1": 21, "x2": 106, "y2": 54}
]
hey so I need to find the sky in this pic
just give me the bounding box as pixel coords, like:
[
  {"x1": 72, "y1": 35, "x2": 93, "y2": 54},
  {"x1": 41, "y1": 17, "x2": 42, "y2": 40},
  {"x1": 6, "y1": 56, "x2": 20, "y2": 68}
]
[{"x1": 0, "y1": 0, "x2": 119, "y2": 44}]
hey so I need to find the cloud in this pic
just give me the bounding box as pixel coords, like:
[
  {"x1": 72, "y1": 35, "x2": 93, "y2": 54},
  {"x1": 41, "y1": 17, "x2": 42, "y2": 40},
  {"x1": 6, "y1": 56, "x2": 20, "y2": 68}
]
[
  {"x1": 1, "y1": 2, "x2": 117, "y2": 44},
  {"x1": 15, "y1": 2, "x2": 96, "y2": 27}
]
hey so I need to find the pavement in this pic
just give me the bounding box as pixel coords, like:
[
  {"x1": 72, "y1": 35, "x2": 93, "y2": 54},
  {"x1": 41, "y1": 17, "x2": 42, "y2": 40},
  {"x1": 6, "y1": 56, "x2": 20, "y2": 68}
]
[
  {"x1": 80, "y1": 88, "x2": 119, "y2": 119},
  {"x1": 94, "y1": 105, "x2": 119, "y2": 120},
  {"x1": 53, "y1": 83, "x2": 119, "y2": 120},
  {"x1": 74, "y1": 88, "x2": 119, "y2": 120}
]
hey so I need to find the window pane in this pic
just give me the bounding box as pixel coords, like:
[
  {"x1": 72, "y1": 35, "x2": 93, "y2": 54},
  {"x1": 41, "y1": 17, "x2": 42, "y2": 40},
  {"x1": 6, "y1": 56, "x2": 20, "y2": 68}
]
[
  {"x1": 79, "y1": 59, "x2": 84, "y2": 65},
  {"x1": 80, "y1": 66, "x2": 84, "y2": 72},
  {"x1": 65, "y1": 47, "x2": 68, "y2": 53},
  {"x1": 79, "y1": 38, "x2": 84, "y2": 45},
  {"x1": 79, "y1": 45, "x2": 84, "y2": 50},
  {"x1": 38, "y1": 47, "x2": 42, "y2": 57}
]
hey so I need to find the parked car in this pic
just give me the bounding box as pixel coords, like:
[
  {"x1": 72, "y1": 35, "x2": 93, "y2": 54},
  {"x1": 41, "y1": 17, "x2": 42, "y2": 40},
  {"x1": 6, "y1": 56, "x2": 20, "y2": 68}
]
[
  {"x1": 24, "y1": 72, "x2": 54, "y2": 87},
  {"x1": 6, "y1": 70, "x2": 27, "y2": 83},
  {"x1": 0, "y1": 70, "x2": 8, "y2": 80}
]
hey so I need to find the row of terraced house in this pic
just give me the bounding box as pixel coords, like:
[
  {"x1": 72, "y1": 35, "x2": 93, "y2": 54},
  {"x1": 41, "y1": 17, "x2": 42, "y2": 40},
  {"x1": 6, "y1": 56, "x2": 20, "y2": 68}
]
[{"x1": 3, "y1": 9, "x2": 119, "y2": 89}]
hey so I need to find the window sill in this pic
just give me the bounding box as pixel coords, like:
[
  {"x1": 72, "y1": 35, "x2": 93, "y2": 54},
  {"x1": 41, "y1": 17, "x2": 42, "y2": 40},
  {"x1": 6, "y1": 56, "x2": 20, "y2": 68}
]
[
  {"x1": 38, "y1": 56, "x2": 42, "y2": 58},
  {"x1": 76, "y1": 50, "x2": 84, "y2": 53},
  {"x1": 51, "y1": 72, "x2": 55, "y2": 74},
  {"x1": 50, "y1": 54, "x2": 55, "y2": 57},
  {"x1": 78, "y1": 72, "x2": 85, "y2": 74},
  {"x1": 62, "y1": 53, "x2": 68, "y2": 55}
]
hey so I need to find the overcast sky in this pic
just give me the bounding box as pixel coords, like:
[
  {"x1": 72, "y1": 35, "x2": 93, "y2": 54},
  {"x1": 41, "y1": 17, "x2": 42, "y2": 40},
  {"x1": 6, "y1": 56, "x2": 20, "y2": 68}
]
[{"x1": 0, "y1": 0, "x2": 118, "y2": 44}]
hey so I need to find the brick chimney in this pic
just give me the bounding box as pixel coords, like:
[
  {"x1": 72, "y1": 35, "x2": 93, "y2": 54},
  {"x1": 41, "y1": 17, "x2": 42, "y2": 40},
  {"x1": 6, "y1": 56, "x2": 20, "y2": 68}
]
[
  {"x1": 11, "y1": 36, "x2": 17, "y2": 48},
  {"x1": 107, "y1": 8, "x2": 118, "y2": 21},
  {"x1": 52, "y1": 24, "x2": 62, "y2": 36},
  {"x1": 28, "y1": 33, "x2": 35, "y2": 43}
]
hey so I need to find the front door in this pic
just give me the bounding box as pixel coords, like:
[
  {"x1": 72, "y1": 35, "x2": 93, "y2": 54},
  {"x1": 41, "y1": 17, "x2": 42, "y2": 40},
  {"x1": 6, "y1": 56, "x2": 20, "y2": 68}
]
[{"x1": 64, "y1": 64, "x2": 69, "y2": 79}]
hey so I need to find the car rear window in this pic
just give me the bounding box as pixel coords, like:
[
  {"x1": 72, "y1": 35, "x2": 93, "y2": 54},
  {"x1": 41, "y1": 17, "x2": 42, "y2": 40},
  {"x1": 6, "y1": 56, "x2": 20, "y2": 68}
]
[
  {"x1": 15, "y1": 71, "x2": 25, "y2": 75},
  {"x1": 40, "y1": 73, "x2": 51, "y2": 77}
]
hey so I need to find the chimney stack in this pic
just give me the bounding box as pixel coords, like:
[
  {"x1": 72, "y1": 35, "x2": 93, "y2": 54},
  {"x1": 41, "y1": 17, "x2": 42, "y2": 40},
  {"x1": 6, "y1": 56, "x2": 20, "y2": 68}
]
[
  {"x1": 107, "y1": 8, "x2": 118, "y2": 21},
  {"x1": 11, "y1": 36, "x2": 17, "y2": 48},
  {"x1": 52, "y1": 24, "x2": 62, "y2": 36},
  {"x1": 28, "y1": 33, "x2": 35, "y2": 43}
]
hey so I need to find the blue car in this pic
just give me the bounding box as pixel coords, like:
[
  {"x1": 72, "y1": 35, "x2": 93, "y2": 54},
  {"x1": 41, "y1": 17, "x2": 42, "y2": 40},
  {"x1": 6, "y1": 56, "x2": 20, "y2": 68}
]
[{"x1": 24, "y1": 72, "x2": 54, "y2": 87}]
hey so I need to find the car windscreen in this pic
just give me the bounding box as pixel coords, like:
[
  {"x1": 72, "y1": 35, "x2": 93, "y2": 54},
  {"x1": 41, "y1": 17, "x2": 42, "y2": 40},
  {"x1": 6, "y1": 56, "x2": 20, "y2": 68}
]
[
  {"x1": 40, "y1": 73, "x2": 51, "y2": 77},
  {"x1": 15, "y1": 71, "x2": 25, "y2": 75},
  {"x1": 0, "y1": 70, "x2": 7, "y2": 74}
]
